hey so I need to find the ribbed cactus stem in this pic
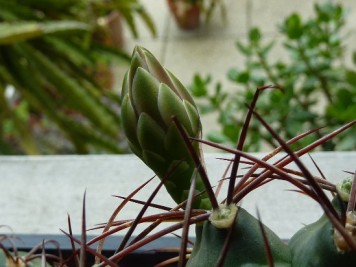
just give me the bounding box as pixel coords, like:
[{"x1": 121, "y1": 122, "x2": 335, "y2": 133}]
[
  {"x1": 187, "y1": 207, "x2": 291, "y2": 266},
  {"x1": 334, "y1": 176, "x2": 356, "y2": 252},
  {"x1": 334, "y1": 211, "x2": 356, "y2": 252}
]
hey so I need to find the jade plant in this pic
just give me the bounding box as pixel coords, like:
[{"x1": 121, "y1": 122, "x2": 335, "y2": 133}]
[{"x1": 189, "y1": 1, "x2": 356, "y2": 152}]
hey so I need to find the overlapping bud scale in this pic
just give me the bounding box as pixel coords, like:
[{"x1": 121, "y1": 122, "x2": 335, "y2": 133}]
[{"x1": 121, "y1": 46, "x2": 211, "y2": 210}]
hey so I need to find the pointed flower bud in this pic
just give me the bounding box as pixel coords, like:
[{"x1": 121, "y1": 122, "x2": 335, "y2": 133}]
[{"x1": 121, "y1": 46, "x2": 211, "y2": 210}]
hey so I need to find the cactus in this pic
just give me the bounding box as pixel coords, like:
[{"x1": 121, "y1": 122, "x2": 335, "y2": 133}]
[
  {"x1": 289, "y1": 200, "x2": 356, "y2": 267},
  {"x1": 0, "y1": 248, "x2": 51, "y2": 267},
  {"x1": 0, "y1": 229, "x2": 65, "y2": 266},
  {"x1": 188, "y1": 207, "x2": 291, "y2": 267},
  {"x1": 117, "y1": 46, "x2": 356, "y2": 266},
  {"x1": 290, "y1": 181, "x2": 356, "y2": 267}
]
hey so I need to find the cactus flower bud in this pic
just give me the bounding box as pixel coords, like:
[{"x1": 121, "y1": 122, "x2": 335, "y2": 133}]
[
  {"x1": 121, "y1": 46, "x2": 211, "y2": 210},
  {"x1": 336, "y1": 177, "x2": 353, "y2": 202}
]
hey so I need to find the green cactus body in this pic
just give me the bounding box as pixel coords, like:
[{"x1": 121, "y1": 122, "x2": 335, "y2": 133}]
[
  {"x1": 289, "y1": 198, "x2": 356, "y2": 267},
  {"x1": 0, "y1": 250, "x2": 48, "y2": 267},
  {"x1": 121, "y1": 46, "x2": 211, "y2": 210},
  {"x1": 187, "y1": 207, "x2": 291, "y2": 267}
]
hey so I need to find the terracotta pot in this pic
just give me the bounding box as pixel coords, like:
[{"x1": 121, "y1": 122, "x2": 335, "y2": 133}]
[{"x1": 166, "y1": 0, "x2": 201, "y2": 30}]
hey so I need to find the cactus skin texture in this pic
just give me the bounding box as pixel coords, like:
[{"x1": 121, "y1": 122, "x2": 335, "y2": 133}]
[
  {"x1": 121, "y1": 46, "x2": 211, "y2": 210},
  {"x1": 0, "y1": 250, "x2": 47, "y2": 267},
  {"x1": 289, "y1": 198, "x2": 356, "y2": 267},
  {"x1": 187, "y1": 207, "x2": 291, "y2": 267},
  {"x1": 121, "y1": 46, "x2": 356, "y2": 266}
]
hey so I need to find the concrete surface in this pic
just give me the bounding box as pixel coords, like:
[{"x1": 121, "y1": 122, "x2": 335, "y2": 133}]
[{"x1": 0, "y1": 152, "x2": 355, "y2": 241}]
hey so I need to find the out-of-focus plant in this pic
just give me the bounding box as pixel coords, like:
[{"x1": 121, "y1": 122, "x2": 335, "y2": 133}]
[
  {"x1": 189, "y1": 1, "x2": 356, "y2": 151},
  {"x1": 0, "y1": 0, "x2": 156, "y2": 154},
  {"x1": 166, "y1": 0, "x2": 226, "y2": 30}
]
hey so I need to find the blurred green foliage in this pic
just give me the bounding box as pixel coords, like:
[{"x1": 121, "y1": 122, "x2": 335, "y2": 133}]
[
  {"x1": 0, "y1": 0, "x2": 156, "y2": 154},
  {"x1": 189, "y1": 1, "x2": 356, "y2": 151}
]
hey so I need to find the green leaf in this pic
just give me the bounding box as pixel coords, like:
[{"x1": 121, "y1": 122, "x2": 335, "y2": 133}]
[
  {"x1": 44, "y1": 37, "x2": 93, "y2": 66},
  {"x1": 15, "y1": 0, "x2": 74, "y2": 11},
  {"x1": 345, "y1": 70, "x2": 356, "y2": 85},
  {"x1": 236, "y1": 41, "x2": 252, "y2": 56},
  {"x1": 207, "y1": 131, "x2": 230, "y2": 143},
  {"x1": 260, "y1": 39, "x2": 275, "y2": 57},
  {"x1": 189, "y1": 74, "x2": 209, "y2": 97},
  {"x1": 21, "y1": 44, "x2": 119, "y2": 136},
  {"x1": 352, "y1": 52, "x2": 356, "y2": 66},
  {"x1": 236, "y1": 71, "x2": 250, "y2": 83},
  {"x1": 0, "y1": 21, "x2": 88, "y2": 45},
  {"x1": 227, "y1": 68, "x2": 239, "y2": 82},
  {"x1": 248, "y1": 27, "x2": 261, "y2": 43},
  {"x1": 222, "y1": 124, "x2": 240, "y2": 143},
  {"x1": 282, "y1": 13, "x2": 303, "y2": 39},
  {"x1": 135, "y1": 5, "x2": 157, "y2": 37},
  {"x1": 91, "y1": 43, "x2": 131, "y2": 64}
]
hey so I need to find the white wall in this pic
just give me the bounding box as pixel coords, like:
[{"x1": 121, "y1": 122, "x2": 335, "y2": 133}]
[{"x1": 0, "y1": 152, "x2": 355, "y2": 240}]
